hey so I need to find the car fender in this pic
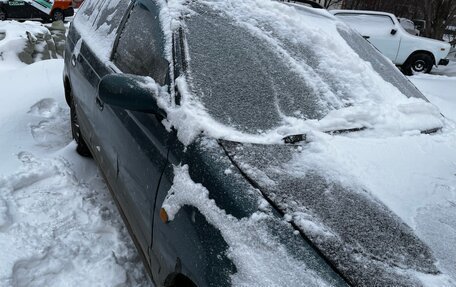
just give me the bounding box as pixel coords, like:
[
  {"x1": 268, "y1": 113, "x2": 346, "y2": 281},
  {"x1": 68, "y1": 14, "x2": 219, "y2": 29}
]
[{"x1": 396, "y1": 33, "x2": 451, "y2": 65}]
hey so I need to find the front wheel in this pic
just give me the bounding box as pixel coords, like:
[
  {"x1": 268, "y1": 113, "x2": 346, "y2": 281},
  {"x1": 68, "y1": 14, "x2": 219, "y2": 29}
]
[
  {"x1": 70, "y1": 98, "x2": 92, "y2": 157},
  {"x1": 402, "y1": 53, "x2": 434, "y2": 75},
  {"x1": 52, "y1": 9, "x2": 65, "y2": 22}
]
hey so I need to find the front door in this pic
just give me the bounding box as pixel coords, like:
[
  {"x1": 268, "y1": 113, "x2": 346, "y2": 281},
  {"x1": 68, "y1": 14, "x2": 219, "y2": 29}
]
[{"x1": 91, "y1": 0, "x2": 171, "y2": 258}]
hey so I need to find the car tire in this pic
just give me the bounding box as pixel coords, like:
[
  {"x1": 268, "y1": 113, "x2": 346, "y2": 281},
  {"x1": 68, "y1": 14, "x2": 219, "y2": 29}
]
[
  {"x1": 52, "y1": 9, "x2": 65, "y2": 22},
  {"x1": 402, "y1": 53, "x2": 433, "y2": 75},
  {"x1": 70, "y1": 98, "x2": 92, "y2": 157},
  {"x1": 0, "y1": 10, "x2": 6, "y2": 21}
]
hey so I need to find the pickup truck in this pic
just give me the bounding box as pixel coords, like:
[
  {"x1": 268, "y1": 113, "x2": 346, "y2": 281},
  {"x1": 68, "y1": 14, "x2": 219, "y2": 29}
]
[
  {"x1": 0, "y1": 0, "x2": 74, "y2": 22},
  {"x1": 331, "y1": 10, "x2": 451, "y2": 74}
]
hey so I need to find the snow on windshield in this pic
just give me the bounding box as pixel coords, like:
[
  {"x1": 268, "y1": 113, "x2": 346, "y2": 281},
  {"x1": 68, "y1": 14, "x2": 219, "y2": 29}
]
[{"x1": 157, "y1": 0, "x2": 444, "y2": 145}]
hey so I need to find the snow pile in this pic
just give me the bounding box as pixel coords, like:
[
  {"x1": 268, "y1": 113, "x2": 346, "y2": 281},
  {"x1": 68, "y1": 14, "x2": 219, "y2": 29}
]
[
  {"x1": 0, "y1": 60, "x2": 149, "y2": 286},
  {"x1": 162, "y1": 165, "x2": 334, "y2": 287},
  {"x1": 410, "y1": 72, "x2": 456, "y2": 122},
  {"x1": 0, "y1": 154, "x2": 142, "y2": 286},
  {"x1": 0, "y1": 21, "x2": 58, "y2": 71},
  {"x1": 156, "y1": 0, "x2": 445, "y2": 146},
  {"x1": 429, "y1": 60, "x2": 456, "y2": 77}
]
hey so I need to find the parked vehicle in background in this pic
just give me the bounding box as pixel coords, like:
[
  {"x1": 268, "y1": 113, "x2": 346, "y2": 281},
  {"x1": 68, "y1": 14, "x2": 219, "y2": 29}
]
[
  {"x1": 73, "y1": 0, "x2": 83, "y2": 8},
  {"x1": 331, "y1": 10, "x2": 451, "y2": 74},
  {"x1": 398, "y1": 17, "x2": 420, "y2": 36},
  {"x1": 0, "y1": 0, "x2": 74, "y2": 22}
]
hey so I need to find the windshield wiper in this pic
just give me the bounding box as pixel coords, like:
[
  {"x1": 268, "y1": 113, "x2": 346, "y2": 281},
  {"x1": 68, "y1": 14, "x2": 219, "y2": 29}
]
[
  {"x1": 283, "y1": 134, "x2": 307, "y2": 144},
  {"x1": 283, "y1": 126, "x2": 441, "y2": 144},
  {"x1": 283, "y1": 127, "x2": 367, "y2": 144},
  {"x1": 421, "y1": 127, "x2": 441, "y2": 134},
  {"x1": 324, "y1": 127, "x2": 366, "y2": 135}
]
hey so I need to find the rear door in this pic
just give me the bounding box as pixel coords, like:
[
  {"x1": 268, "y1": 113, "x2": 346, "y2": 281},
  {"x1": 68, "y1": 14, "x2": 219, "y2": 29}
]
[{"x1": 335, "y1": 13, "x2": 401, "y2": 62}]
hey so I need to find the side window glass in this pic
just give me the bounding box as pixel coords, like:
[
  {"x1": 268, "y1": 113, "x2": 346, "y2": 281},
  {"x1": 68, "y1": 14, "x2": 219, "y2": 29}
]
[
  {"x1": 112, "y1": 2, "x2": 169, "y2": 85},
  {"x1": 337, "y1": 14, "x2": 395, "y2": 31},
  {"x1": 95, "y1": 0, "x2": 130, "y2": 34},
  {"x1": 73, "y1": 0, "x2": 130, "y2": 59}
]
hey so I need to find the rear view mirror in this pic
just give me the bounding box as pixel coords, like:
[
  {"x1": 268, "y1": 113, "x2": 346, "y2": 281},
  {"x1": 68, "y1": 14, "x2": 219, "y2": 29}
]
[{"x1": 98, "y1": 74, "x2": 165, "y2": 116}]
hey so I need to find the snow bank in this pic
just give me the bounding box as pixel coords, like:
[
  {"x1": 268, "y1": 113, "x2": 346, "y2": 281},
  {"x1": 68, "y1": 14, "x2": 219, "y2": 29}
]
[
  {"x1": 0, "y1": 60, "x2": 149, "y2": 286},
  {"x1": 0, "y1": 21, "x2": 59, "y2": 71},
  {"x1": 410, "y1": 72, "x2": 456, "y2": 122}
]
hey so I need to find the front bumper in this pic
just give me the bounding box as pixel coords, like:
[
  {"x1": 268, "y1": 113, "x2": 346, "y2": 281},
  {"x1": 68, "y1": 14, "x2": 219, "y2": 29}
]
[{"x1": 438, "y1": 58, "x2": 450, "y2": 66}]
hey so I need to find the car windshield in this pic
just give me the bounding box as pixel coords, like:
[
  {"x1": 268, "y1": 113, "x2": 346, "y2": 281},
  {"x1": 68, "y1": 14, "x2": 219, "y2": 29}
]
[{"x1": 174, "y1": 0, "x2": 441, "y2": 142}]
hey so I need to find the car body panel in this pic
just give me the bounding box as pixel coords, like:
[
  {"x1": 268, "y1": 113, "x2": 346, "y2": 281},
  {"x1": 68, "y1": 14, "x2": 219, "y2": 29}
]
[{"x1": 221, "y1": 141, "x2": 439, "y2": 286}]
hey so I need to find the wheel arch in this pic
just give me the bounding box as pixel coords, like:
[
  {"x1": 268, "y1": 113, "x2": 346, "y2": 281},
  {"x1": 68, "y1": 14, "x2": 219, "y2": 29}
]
[
  {"x1": 64, "y1": 75, "x2": 72, "y2": 106},
  {"x1": 51, "y1": 8, "x2": 64, "y2": 21},
  {"x1": 164, "y1": 272, "x2": 197, "y2": 287},
  {"x1": 405, "y1": 50, "x2": 436, "y2": 66}
]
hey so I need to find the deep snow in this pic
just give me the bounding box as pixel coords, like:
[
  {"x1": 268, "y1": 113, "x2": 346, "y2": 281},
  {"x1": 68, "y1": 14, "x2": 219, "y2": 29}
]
[{"x1": 0, "y1": 60, "x2": 150, "y2": 286}]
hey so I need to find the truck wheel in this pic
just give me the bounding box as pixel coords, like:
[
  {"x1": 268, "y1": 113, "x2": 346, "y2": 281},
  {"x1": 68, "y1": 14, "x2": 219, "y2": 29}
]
[
  {"x1": 402, "y1": 53, "x2": 433, "y2": 75},
  {"x1": 52, "y1": 9, "x2": 65, "y2": 22},
  {"x1": 70, "y1": 98, "x2": 92, "y2": 157},
  {"x1": 0, "y1": 11, "x2": 6, "y2": 21}
]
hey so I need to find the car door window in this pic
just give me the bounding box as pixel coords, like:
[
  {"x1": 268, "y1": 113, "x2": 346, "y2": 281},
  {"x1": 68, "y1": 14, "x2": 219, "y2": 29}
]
[
  {"x1": 112, "y1": 1, "x2": 169, "y2": 85},
  {"x1": 72, "y1": 0, "x2": 130, "y2": 60},
  {"x1": 336, "y1": 13, "x2": 395, "y2": 34}
]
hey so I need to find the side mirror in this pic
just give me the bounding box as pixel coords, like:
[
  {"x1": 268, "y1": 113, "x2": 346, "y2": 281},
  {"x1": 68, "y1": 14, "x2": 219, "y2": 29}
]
[
  {"x1": 98, "y1": 74, "x2": 165, "y2": 116},
  {"x1": 390, "y1": 28, "x2": 397, "y2": 35}
]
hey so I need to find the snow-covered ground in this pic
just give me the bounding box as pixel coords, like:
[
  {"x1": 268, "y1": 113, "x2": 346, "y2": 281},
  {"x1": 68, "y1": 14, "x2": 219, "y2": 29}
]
[
  {"x1": 409, "y1": 62, "x2": 456, "y2": 122},
  {"x1": 0, "y1": 60, "x2": 149, "y2": 286},
  {"x1": 0, "y1": 15, "x2": 456, "y2": 286}
]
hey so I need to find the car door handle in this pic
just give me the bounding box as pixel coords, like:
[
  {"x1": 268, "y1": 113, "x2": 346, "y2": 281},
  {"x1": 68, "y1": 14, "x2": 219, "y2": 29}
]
[
  {"x1": 71, "y1": 54, "x2": 77, "y2": 67},
  {"x1": 362, "y1": 35, "x2": 370, "y2": 39},
  {"x1": 96, "y1": 97, "x2": 104, "y2": 111}
]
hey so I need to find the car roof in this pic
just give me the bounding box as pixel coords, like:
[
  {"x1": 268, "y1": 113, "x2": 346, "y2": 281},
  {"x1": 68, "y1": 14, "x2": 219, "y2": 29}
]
[
  {"x1": 330, "y1": 9, "x2": 398, "y2": 19},
  {"x1": 278, "y1": 0, "x2": 324, "y2": 9}
]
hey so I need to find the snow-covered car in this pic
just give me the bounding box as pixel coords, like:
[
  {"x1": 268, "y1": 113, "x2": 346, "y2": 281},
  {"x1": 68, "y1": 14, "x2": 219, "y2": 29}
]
[
  {"x1": 331, "y1": 10, "x2": 451, "y2": 74},
  {"x1": 64, "y1": 0, "x2": 456, "y2": 286},
  {"x1": 0, "y1": 0, "x2": 74, "y2": 22}
]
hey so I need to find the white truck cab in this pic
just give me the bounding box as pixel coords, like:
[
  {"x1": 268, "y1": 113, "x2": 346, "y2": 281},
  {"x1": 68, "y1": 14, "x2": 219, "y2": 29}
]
[{"x1": 331, "y1": 10, "x2": 451, "y2": 74}]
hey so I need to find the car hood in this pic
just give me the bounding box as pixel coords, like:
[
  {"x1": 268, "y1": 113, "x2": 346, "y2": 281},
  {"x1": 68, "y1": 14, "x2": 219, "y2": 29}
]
[
  {"x1": 220, "y1": 138, "x2": 456, "y2": 286},
  {"x1": 403, "y1": 32, "x2": 452, "y2": 50}
]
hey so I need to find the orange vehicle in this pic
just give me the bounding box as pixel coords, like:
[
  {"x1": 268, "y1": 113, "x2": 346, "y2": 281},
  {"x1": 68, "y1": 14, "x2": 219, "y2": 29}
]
[
  {"x1": 0, "y1": 0, "x2": 74, "y2": 22},
  {"x1": 73, "y1": 0, "x2": 84, "y2": 8}
]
